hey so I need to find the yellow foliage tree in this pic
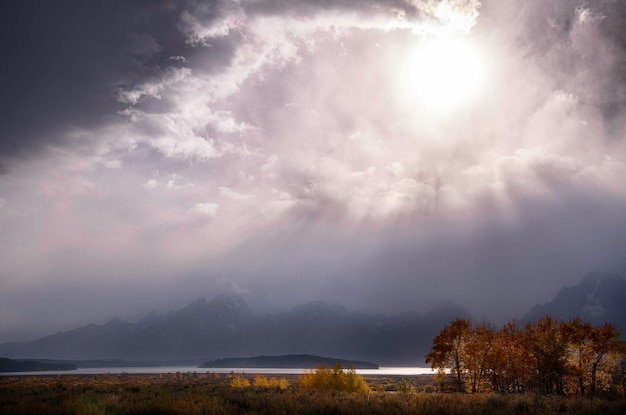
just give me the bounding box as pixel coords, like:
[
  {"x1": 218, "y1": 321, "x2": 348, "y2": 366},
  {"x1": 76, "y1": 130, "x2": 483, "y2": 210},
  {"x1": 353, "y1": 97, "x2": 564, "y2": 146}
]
[
  {"x1": 299, "y1": 364, "x2": 370, "y2": 393},
  {"x1": 253, "y1": 374, "x2": 270, "y2": 387},
  {"x1": 250, "y1": 374, "x2": 289, "y2": 389},
  {"x1": 425, "y1": 318, "x2": 471, "y2": 392},
  {"x1": 230, "y1": 374, "x2": 251, "y2": 388},
  {"x1": 268, "y1": 377, "x2": 290, "y2": 390}
]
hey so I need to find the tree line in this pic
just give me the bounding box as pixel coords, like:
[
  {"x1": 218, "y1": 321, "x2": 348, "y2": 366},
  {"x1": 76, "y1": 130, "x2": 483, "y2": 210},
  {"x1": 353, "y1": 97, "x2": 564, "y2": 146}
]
[{"x1": 425, "y1": 317, "x2": 626, "y2": 395}]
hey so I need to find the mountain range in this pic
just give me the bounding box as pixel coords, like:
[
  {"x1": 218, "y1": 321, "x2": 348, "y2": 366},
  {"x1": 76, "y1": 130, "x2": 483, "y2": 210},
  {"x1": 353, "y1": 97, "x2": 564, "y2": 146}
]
[
  {"x1": 0, "y1": 296, "x2": 468, "y2": 365},
  {"x1": 1, "y1": 272, "x2": 625, "y2": 365},
  {"x1": 522, "y1": 272, "x2": 626, "y2": 334}
]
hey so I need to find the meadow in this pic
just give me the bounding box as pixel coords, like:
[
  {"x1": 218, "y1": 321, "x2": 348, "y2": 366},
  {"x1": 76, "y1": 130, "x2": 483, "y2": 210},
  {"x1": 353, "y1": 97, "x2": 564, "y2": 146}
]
[{"x1": 2, "y1": 372, "x2": 626, "y2": 415}]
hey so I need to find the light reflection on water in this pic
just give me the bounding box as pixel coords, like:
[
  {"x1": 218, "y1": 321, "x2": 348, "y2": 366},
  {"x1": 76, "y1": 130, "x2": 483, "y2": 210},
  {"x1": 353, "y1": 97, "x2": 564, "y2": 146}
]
[{"x1": 1, "y1": 366, "x2": 435, "y2": 376}]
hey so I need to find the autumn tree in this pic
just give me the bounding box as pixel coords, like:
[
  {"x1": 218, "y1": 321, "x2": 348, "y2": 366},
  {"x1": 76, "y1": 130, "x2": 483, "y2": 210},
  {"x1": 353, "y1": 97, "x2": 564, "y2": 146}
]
[
  {"x1": 485, "y1": 320, "x2": 533, "y2": 393},
  {"x1": 425, "y1": 318, "x2": 471, "y2": 392},
  {"x1": 524, "y1": 317, "x2": 569, "y2": 395},
  {"x1": 464, "y1": 322, "x2": 495, "y2": 393},
  {"x1": 558, "y1": 318, "x2": 624, "y2": 396},
  {"x1": 427, "y1": 316, "x2": 625, "y2": 396},
  {"x1": 561, "y1": 317, "x2": 593, "y2": 395},
  {"x1": 588, "y1": 323, "x2": 623, "y2": 395}
]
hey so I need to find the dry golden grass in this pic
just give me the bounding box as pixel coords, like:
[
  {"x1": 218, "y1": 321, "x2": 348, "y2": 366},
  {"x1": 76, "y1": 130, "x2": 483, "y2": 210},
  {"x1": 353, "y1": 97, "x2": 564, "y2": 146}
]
[{"x1": 1, "y1": 373, "x2": 625, "y2": 414}]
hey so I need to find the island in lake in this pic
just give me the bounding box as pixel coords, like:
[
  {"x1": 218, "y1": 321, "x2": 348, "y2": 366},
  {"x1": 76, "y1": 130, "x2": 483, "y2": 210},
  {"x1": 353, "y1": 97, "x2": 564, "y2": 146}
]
[
  {"x1": 201, "y1": 354, "x2": 379, "y2": 369},
  {"x1": 0, "y1": 357, "x2": 76, "y2": 373}
]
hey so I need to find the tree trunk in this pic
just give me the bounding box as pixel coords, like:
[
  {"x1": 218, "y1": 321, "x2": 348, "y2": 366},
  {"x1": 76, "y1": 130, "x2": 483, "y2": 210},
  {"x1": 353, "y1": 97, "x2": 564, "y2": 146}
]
[{"x1": 591, "y1": 362, "x2": 598, "y2": 395}]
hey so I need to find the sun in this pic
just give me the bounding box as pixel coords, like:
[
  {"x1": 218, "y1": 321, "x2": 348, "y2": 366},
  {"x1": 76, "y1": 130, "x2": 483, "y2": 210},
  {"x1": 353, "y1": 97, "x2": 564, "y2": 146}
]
[{"x1": 399, "y1": 35, "x2": 485, "y2": 114}]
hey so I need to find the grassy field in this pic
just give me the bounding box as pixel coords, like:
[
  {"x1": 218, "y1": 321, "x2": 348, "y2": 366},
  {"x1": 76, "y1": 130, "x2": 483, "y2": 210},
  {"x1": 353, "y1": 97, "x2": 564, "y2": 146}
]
[{"x1": 1, "y1": 372, "x2": 625, "y2": 414}]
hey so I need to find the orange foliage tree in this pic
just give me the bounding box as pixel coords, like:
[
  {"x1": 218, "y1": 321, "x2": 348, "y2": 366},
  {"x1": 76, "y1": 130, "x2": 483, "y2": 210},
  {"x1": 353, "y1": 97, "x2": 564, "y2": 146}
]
[
  {"x1": 426, "y1": 316, "x2": 625, "y2": 395},
  {"x1": 464, "y1": 322, "x2": 496, "y2": 393},
  {"x1": 425, "y1": 318, "x2": 471, "y2": 392}
]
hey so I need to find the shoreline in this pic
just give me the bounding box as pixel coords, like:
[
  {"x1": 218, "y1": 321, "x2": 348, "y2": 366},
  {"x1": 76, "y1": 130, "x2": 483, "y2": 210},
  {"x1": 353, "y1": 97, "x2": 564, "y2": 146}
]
[
  {"x1": 0, "y1": 371, "x2": 437, "y2": 383},
  {"x1": 0, "y1": 366, "x2": 435, "y2": 377}
]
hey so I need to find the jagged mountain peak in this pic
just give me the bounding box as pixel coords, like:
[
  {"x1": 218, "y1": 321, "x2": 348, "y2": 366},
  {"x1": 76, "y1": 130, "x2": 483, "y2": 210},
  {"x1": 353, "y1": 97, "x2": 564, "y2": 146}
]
[
  {"x1": 138, "y1": 310, "x2": 162, "y2": 327},
  {"x1": 173, "y1": 295, "x2": 255, "y2": 325},
  {"x1": 522, "y1": 272, "x2": 626, "y2": 334},
  {"x1": 208, "y1": 294, "x2": 250, "y2": 310},
  {"x1": 184, "y1": 297, "x2": 209, "y2": 309},
  {"x1": 0, "y1": 295, "x2": 471, "y2": 364},
  {"x1": 104, "y1": 317, "x2": 125, "y2": 326},
  {"x1": 580, "y1": 271, "x2": 624, "y2": 288}
]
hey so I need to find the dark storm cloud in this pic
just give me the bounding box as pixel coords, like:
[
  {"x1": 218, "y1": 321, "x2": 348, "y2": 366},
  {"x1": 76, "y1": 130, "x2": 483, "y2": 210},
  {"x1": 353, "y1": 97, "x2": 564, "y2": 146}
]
[{"x1": 0, "y1": 1, "x2": 201, "y2": 164}]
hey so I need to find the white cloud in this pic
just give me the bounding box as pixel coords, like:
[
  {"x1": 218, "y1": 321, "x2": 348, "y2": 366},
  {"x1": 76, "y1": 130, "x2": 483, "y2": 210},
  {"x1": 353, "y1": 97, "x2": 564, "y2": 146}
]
[
  {"x1": 102, "y1": 159, "x2": 122, "y2": 169},
  {"x1": 261, "y1": 155, "x2": 279, "y2": 177},
  {"x1": 179, "y1": 0, "x2": 246, "y2": 44},
  {"x1": 117, "y1": 67, "x2": 191, "y2": 105},
  {"x1": 0, "y1": 197, "x2": 5, "y2": 208},
  {"x1": 219, "y1": 187, "x2": 253, "y2": 201},
  {"x1": 387, "y1": 162, "x2": 405, "y2": 177},
  {"x1": 25, "y1": 0, "x2": 624, "y2": 226},
  {"x1": 207, "y1": 111, "x2": 252, "y2": 134},
  {"x1": 143, "y1": 179, "x2": 158, "y2": 191},
  {"x1": 135, "y1": 111, "x2": 217, "y2": 161},
  {"x1": 576, "y1": 6, "x2": 596, "y2": 24},
  {"x1": 211, "y1": 278, "x2": 252, "y2": 299},
  {"x1": 190, "y1": 203, "x2": 219, "y2": 217},
  {"x1": 102, "y1": 0, "x2": 484, "y2": 169}
]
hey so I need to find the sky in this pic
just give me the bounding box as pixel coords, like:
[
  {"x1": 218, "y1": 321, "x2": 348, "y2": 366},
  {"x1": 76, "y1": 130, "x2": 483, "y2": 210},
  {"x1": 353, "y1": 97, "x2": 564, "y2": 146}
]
[{"x1": 1, "y1": 0, "x2": 626, "y2": 344}]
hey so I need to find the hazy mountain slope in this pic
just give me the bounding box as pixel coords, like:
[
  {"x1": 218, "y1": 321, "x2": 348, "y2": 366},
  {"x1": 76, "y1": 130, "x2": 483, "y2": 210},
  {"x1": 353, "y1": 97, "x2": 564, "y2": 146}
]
[
  {"x1": 241, "y1": 301, "x2": 468, "y2": 365},
  {"x1": 522, "y1": 272, "x2": 626, "y2": 335},
  {"x1": 6, "y1": 273, "x2": 623, "y2": 365},
  {"x1": 0, "y1": 297, "x2": 468, "y2": 365},
  {"x1": 0, "y1": 295, "x2": 258, "y2": 361}
]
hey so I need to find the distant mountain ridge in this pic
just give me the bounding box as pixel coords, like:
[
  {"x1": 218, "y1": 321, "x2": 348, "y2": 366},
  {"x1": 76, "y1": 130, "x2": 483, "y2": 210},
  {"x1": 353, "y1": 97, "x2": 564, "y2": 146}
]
[
  {"x1": 522, "y1": 272, "x2": 626, "y2": 335},
  {"x1": 0, "y1": 295, "x2": 258, "y2": 363},
  {"x1": 5, "y1": 273, "x2": 621, "y2": 366},
  {"x1": 0, "y1": 295, "x2": 469, "y2": 365},
  {"x1": 0, "y1": 357, "x2": 76, "y2": 373}
]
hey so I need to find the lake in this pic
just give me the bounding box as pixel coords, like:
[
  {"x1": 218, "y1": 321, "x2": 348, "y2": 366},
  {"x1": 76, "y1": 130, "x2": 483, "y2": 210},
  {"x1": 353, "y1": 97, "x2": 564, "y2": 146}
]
[{"x1": 0, "y1": 366, "x2": 435, "y2": 376}]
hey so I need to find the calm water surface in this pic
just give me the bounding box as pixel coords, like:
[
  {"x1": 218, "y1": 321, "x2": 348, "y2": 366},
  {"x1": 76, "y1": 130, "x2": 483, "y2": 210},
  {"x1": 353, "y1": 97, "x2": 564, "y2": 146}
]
[{"x1": 1, "y1": 366, "x2": 434, "y2": 376}]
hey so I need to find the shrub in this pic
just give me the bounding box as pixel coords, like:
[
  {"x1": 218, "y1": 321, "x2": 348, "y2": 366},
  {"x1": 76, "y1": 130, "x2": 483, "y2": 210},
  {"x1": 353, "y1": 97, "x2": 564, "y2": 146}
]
[
  {"x1": 251, "y1": 374, "x2": 289, "y2": 389},
  {"x1": 397, "y1": 379, "x2": 414, "y2": 394},
  {"x1": 232, "y1": 374, "x2": 289, "y2": 390},
  {"x1": 299, "y1": 364, "x2": 370, "y2": 393},
  {"x1": 268, "y1": 377, "x2": 290, "y2": 390},
  {"x1": 230, "y1": 374, "x2": 251, "y2": 388},
  {"x1": 253, "y1": 374, "x2": 270, "y2": 388}
]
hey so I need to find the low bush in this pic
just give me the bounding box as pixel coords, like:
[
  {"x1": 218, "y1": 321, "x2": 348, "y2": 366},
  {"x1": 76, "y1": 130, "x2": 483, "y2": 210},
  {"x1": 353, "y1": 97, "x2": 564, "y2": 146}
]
[
  {"x1": 230, "y1": 374, "x2": 250, "y2": 388},
  {"x1": 299, "y1": 364, "x2": 370, "y2": 393}
]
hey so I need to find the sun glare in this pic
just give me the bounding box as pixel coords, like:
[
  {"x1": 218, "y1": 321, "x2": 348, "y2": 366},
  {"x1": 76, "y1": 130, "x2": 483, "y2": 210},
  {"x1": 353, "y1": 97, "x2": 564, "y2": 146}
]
[{"x1": 400, "y1": 35, "x2": 485, "y2": 114}]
